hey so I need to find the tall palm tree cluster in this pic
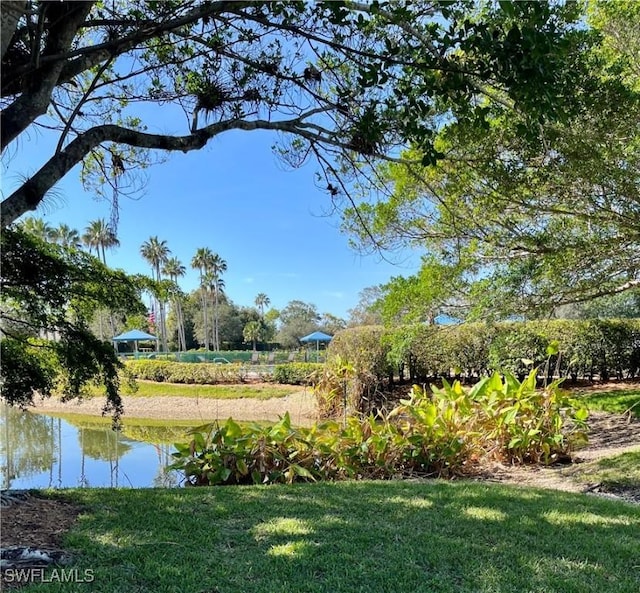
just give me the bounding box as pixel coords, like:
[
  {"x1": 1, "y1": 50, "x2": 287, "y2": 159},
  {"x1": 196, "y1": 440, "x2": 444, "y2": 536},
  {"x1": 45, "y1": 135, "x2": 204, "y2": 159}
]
[
  {"x1": 190, "y1": 247, "x2": 227, "y2": 351},
  {"x1": 18, "y1": 217, "x2": 277, "y2": 353}
]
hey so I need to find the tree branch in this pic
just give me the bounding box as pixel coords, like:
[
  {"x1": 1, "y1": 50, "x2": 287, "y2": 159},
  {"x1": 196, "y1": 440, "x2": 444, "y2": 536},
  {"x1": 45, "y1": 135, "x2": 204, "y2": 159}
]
[
  {"x1": 1, "y1": 112, "x2": 406, "y2": 226},
  {"x1": 1, "y1": 0, "x2": 28, "y2": 62},
  {"x1": 1, "y1": 1, "x2": 94, "y2": 151}
]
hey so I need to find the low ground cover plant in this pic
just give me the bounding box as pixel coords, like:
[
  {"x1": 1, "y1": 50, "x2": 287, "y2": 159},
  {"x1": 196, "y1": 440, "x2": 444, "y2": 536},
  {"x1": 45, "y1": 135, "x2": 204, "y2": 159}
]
[{"x1": 170, "y1": 370, "x2": 588, "y2": 486}]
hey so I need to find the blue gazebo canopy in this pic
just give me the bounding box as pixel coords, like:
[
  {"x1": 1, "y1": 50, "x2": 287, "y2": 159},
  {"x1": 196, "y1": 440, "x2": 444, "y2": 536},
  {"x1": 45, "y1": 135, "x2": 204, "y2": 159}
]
[
  {"x1": 112, "y1": 329, "x2": 158, "y2": 342},
  {"x1": 112, "y1": 329, "x2": 158, "y2": 353},
  {"x1": 299, "y1": 331, "x2": 333, "y2": 343},
  {"x1": 299, "y1": 331, "x2": 333, "y2": 362}
]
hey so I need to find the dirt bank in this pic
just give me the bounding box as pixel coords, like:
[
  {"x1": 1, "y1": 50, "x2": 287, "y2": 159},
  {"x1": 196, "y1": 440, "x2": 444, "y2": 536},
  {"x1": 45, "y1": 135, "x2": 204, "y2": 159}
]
[{"x1": 32, "y1": 389, "x2": 318, "y2": 426}]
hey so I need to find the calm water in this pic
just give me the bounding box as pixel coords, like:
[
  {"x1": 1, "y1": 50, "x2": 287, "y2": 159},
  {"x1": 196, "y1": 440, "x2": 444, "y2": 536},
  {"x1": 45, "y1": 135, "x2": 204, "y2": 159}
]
[{"x1": 0, "y1": 405, "x2": 198, "y2": 489}]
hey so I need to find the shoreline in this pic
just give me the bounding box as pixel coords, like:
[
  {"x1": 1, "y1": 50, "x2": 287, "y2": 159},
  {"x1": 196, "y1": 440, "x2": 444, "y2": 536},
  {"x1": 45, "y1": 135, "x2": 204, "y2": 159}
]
[{"x1": 31, "y1": 390, "x2": 318, "y2": 426}]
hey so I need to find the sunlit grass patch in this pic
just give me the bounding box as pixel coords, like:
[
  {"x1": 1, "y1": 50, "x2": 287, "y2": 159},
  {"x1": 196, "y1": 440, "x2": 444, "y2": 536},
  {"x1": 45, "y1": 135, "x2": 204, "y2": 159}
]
[
  {"x1": 568, "y1": 450, "x2": 640, "y2": 489},
  {"x1": 579, "y1": 388, "x2": 640, "y2": 417},
  {"x1": 128, "y1": 380, "x2": 302, "y2": 399},
  {"x1": 26, "y1": 481, "x2": 640, "y2": 593}
]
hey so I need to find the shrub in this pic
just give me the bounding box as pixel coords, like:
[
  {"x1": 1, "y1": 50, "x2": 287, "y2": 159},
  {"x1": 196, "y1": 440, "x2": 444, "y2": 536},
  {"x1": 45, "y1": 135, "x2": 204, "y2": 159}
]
[
  {"x1": 170, "y1": 414, "x2": 317, "y2": 486},
  {"x1": 273, "y1": 363, "x2": 323, "y2": 385},
  {"x1": 124, "y1": 360, "x2": 253, "y2": 384},
  {"x1": 316, "y1": 326, "x2": 394, "y2": 417},
  {"x1": 488, "y1": 323, "x2": 549, "y2": 380},
  {"x1": 171, "y1": 371, "x2": 588, "y2": 486}
]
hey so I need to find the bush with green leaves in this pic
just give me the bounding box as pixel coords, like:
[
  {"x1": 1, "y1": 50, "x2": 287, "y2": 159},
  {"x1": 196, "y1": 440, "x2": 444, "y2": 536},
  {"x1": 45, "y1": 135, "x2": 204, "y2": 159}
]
[
  {"x1": 170, "y1": 414, "x2": 317, "y2": 486},
  {"x1": 272, "y1": 363, "x2": 323, "y2": 385},
  {"x1": 0, "y1": 337, "x2": 58, "y2": 405},
  {"x1": 316, "y1": 326, "x2": 394, "y2": 417},
  {"x1": 171, "y1": 370, "x2": 588, "y2": 486},
  {"x1": 124, "y1": 360, "x2": 259, "y2": 384}
]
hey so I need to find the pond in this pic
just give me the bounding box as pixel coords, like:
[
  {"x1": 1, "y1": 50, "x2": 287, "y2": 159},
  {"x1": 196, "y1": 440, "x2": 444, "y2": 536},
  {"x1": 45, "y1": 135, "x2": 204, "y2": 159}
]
[{"x1": 0, "y1": 405, "x2": 199, "y2": 489}]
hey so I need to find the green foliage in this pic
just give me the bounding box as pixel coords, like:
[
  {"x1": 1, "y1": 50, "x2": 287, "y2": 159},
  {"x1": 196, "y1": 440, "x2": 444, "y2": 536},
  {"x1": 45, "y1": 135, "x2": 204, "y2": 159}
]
[
  {"x1": 124, "y1": 360, "x2": 263, "y2": 384},
  {"x1": 172, "y1": 372, "x2": 587, "y2": 487},
  {"x1": 0, "y1": 228, "x2": 146, "y2": 419},
  {"x1": 316, "y1": 326, "x2": 393, "y2": 417},
  {"x1": 392, "y1": 319, "x2": 640, "y2": 383},
  {"x1": 272, "y1": 363, "x2": 323, "y2": 386},
  {"x1": 317, "y1": 320, "x2": 640, "y2": 414},
  {"x1": 343, "y1": 2, "x2": 640, "y2": 319},
  {"x1": 0, "y1": 338, "x2": 58, "y2": 405},
  {"x1": 170, "y1": 413, "x2": 316, "y2": 486},
  {"x1": 275, "y1": 300, "x2": 320, "y2": 350}
]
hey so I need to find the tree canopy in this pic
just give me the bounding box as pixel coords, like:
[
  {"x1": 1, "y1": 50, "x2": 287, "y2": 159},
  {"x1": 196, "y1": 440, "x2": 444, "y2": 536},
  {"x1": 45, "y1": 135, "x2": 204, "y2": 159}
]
[
  {"x1": 2, "y1": 0, "x2": 586, "y2": 226},
  {"x1": 0, "y1": 227, "x2": 146, "y2": 418},
  {"x1": 344, "y1": 0, "x2": 640, "y2": 321}
]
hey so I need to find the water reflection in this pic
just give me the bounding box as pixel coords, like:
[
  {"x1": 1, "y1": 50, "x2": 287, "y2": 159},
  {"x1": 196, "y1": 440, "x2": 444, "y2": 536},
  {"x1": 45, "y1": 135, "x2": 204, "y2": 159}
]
[{"x1": 0, "y1": 405, "x2": 191, "y2": 489}]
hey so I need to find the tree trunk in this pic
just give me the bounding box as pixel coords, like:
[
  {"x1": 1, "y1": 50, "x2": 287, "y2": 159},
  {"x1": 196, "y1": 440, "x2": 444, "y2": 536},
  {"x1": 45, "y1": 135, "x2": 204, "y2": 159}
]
[{"x1": 1, "y1": 1, "x2": 27, "y2": 62}]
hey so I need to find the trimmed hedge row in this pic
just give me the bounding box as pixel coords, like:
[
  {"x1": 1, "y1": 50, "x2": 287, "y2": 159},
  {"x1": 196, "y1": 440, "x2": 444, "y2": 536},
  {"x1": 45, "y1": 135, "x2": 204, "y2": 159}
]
[
  {"x1": 318, "y1": 319, "x2": 640, "y2": 416},
  {"x1": 124, "y1": 360, "x2": 323, "y2": 385},
  {"x1": 124, "y1": 360, "x2": 270, "y2": 384},
  {"x1": 342, "y1": 319, "x2": 640, "y2": 382},
  {"x1": 273, "y1": 363, "x2": 324, "y2": 385}
]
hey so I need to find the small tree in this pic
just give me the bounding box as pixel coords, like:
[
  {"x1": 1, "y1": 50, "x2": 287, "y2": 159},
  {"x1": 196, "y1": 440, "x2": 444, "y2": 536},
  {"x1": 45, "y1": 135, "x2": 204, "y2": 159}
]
[{"x1": 243, "y1": 321, "x2": 263, "y2": 353}]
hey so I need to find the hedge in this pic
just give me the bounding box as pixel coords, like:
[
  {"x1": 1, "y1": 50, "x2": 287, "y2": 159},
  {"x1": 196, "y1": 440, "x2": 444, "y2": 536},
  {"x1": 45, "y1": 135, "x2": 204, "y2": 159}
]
[
  {"x1": 124, "y1": 360, "x2": 269, "y2": 384},
  {"x1": 317, "y1": 319, "x2": 640, "y2": 417},
  {"x1": 273, "y1": 363, "x2": 324, "y2": 385}
]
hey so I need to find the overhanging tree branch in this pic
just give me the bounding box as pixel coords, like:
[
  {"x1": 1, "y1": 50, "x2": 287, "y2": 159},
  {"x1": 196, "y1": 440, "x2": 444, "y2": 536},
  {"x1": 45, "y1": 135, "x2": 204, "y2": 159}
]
[{"x1": 0, "y1": 112, "x2": 412, "y2": 227}]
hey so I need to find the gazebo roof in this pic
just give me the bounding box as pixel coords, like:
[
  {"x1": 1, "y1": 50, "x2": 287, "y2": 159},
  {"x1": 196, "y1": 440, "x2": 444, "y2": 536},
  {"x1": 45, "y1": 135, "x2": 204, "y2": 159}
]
[
  {"x1": 112, "y1": 329, "x2": 158, "y2": 342},
  {"x1": 299, "y1": 331, "x2": 333, "y2": 342}
]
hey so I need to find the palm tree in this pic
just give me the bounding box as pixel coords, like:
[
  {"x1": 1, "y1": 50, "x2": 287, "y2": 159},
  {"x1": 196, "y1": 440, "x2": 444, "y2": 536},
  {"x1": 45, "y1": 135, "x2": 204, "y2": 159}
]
[
  {"x1": 140, "y1": 237, "x2": 171, "y2": 351},
  {"x1": 202, "y1": 270, "x2": 225, "y2": 351},
  {"x1": 82, "y1": 218, "x2": 119, "y2": 263},
  {"x1": 191, "y1": 247, "x2": 214, "y2": 350},
  {"x1": 209, "y1": 253, "x2": 227, "y2": 351},
  {"x1": 19, "y1": 217, "x2": 54, "y2": 241},
  {"x1": 162, "y1": 256, "x2": 187, "y2": 351},
  {"x1": 83, "y1": 219, "x2": 120, "y2": 339},
  {"x1": 255, "y1": 293, "x2": 270, "y2": 320},
  {"x1": 50, "y1": 223, "x2": 81, "y2": 249},
  {"x1": 243, "y1": 320, "x2": 263, "y2": 352}
]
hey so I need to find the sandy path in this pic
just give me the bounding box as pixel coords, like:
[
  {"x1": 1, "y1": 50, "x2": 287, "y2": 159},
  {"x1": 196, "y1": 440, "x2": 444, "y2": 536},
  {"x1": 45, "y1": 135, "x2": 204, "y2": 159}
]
[{"x1": 32, "y1": 390, "x2": 318, "y2": 426}]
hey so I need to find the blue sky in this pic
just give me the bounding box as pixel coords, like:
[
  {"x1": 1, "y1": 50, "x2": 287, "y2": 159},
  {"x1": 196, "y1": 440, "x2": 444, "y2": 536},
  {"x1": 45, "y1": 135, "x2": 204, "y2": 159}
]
[{"x1": 2, "y1": 123, "x2": 421, "y2": 320}]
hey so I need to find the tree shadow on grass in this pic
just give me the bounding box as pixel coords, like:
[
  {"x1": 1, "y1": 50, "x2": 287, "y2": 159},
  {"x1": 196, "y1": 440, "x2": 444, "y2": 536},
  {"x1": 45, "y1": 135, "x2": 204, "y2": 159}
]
[{"x1": 32, "y1": 481, "x2": 640, "y2": 593}]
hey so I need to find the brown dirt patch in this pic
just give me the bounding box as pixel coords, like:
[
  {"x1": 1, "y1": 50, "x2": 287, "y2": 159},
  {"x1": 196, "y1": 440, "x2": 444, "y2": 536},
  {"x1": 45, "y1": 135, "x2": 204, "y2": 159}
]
[
  {"x1": 1, "y1": 495, "x2": 80, "y2": 549},
  {"x1": 474, "y1": 410, "x2": 640, "y2": 503},
  {"x1": 1, "y1": 495, "x2": 83, "y2": 589},
  {"x1": 32, "y1": 386, "x2": 318, "y2": 426}
]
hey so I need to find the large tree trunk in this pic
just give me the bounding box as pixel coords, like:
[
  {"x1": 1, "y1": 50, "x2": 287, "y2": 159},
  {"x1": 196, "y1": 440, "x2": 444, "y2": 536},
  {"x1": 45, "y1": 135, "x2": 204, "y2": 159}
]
[{"x1": 1, "y1": 1, "x2": 28, "y2": 62}]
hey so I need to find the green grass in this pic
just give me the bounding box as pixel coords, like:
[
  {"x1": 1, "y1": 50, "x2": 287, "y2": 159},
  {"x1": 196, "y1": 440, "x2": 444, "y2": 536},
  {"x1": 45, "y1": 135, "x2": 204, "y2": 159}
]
[
  {"x1": 128, "y1": 380, "x2": 302, "y2": 399},
  {"x1": 19, "y1": 481, "x2": 640, "y2": 593},
  {"x1": 577, "y1": 388, "x2": 640, "y2": 418},
  {"x1": 75, "y1": 381, "x2": 303, "y2": 400},
  {"x1": 568, "y1": 450, "x2": 640, "y2": 489}
]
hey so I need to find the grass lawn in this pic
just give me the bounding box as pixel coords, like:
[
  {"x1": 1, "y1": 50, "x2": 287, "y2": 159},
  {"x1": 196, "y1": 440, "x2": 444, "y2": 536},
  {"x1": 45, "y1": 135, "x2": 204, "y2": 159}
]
[
  {"x1": 128, "y1": 381, "x2": 302, "y2": 399},
  {"x1": 21, "y1": 481, "x2": 640, "y2": 593},
  {"x1": 568, "y1": 450, "x2": 640, "y2": 490},
  {"x1": 72, "y1": 381, "x2": 303, "y2": 400},
  {"x1": 576, "y1": 387, "x2": 640, "y2": 417}
]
